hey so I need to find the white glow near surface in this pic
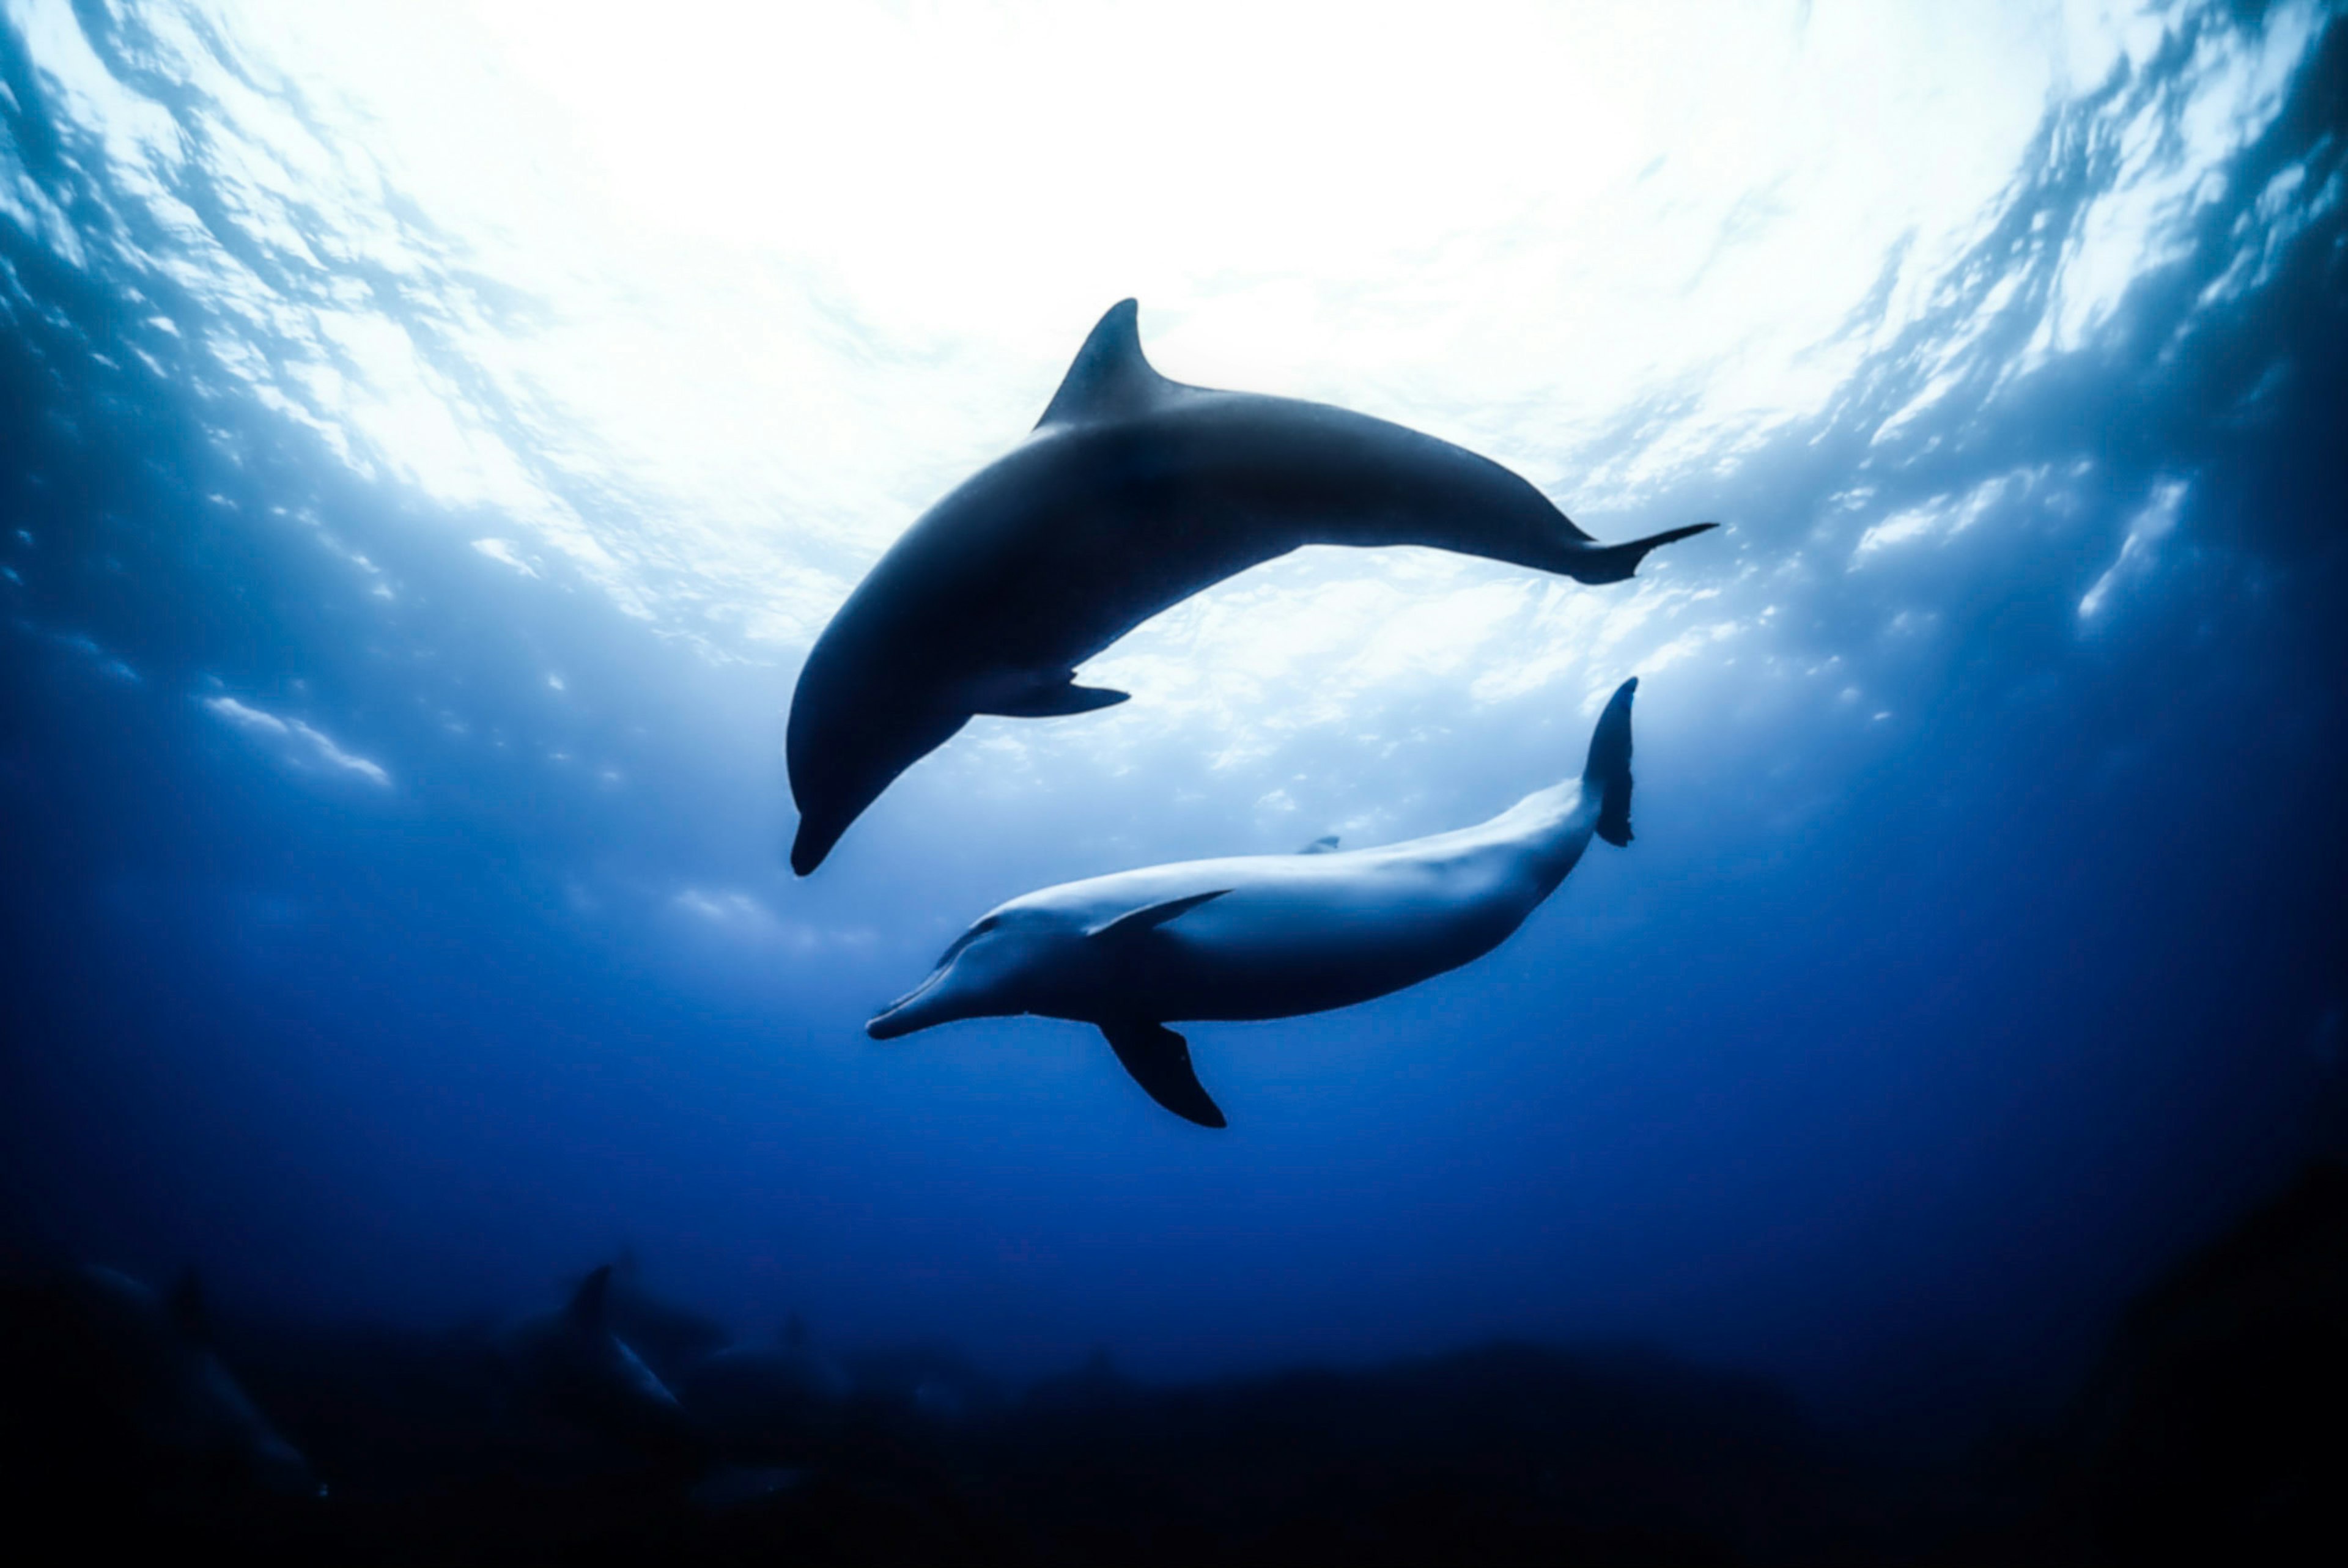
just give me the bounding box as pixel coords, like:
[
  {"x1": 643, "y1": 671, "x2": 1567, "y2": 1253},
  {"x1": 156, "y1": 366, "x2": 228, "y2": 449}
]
[
  {"x1": 85, "y1": 6, "x2": 2155, "y2": 564},
  {"x1": 201, "y1": 693, "x2": 394, "y2": 784},
  {"x1": 2078, "y1": 477, "x2": 2188, "y2": 621},
  {"x1": 5, "y1": 0, "x2": 2318, "y2": 774}
]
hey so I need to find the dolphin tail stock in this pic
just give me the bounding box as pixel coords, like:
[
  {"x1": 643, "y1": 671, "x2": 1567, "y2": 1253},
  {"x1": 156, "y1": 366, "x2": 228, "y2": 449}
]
[
  {"x1": 1563, "y1": 521, "x2": 1718, "y2": 585},
  {"x1": 1584, "y1": 677, "x2": 1637, "y2": 848}
]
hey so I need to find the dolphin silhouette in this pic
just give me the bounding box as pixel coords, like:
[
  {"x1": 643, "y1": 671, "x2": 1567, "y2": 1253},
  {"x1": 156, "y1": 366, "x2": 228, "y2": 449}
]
[
  {"x1": 786, "y1": 302, "x2": 1710, "y2": 872},
  {"x1": 501, "y1": 1264, "x2": 696, "y2": 1460},
  {"x1": 866, "y1": 678, "x2": 1645, "y2": 1126},
  {"x1": 56, "y1": 1265, "x2": 320, "y2": 1496}
]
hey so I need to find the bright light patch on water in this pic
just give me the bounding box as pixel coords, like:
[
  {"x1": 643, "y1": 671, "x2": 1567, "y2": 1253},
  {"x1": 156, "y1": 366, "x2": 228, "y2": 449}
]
[
  {"x1": 2078, "y1": 477, "x2": 2188, "y2": 622},
  {"x1": 10, "y1": 0, "x2": 2307, "y2": 715},
  {"x1": 201, "y1": 692, "x2": 393, "y2": 784}
]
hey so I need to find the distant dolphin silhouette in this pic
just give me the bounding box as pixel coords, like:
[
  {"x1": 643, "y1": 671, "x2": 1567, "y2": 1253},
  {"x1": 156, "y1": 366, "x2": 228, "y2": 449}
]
[
  {"x1": 501, "y1": 1264, "x2": 695, "y2": 1459},
  {"x1": 59, "y1": 1266, "x2": 320, "y2": 1496},
  {"x1": 786, "y1": 301, "x2": 1710, "y2": 872},
  {"x1": 867, "y1": 678, "x2": 1645, "y2": 1126},
  {"x1": 602, "y1": 1248, "x2": 729, "y2": 1383}
]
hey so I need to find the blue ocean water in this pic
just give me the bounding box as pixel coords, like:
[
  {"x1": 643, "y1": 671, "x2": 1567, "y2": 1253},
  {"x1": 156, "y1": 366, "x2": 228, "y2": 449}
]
[{"x1": 2, "y1": 0, "x2": 2343, "y2": 1528}]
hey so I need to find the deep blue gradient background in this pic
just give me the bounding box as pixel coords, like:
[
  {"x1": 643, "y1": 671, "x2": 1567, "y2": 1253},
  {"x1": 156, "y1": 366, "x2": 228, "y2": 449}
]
[{"x1": 3, "y1": 0, "x2": 2344, "y2": 1456}]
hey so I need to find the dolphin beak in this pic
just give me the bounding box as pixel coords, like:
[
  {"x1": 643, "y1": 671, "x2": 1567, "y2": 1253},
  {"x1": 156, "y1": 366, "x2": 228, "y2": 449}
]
[{"x1": 866, "y1": 965, "x2": 960, "y2": 1040}]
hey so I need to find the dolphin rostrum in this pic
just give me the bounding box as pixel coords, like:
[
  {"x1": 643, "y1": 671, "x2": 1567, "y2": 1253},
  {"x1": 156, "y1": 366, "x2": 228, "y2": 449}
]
[
  {"x1": 866, "y1": 678, "x2": 1645, "y2": 1126},
  {"x1": 786, "y1": 301, "x2": 1710, "y2": 872}
]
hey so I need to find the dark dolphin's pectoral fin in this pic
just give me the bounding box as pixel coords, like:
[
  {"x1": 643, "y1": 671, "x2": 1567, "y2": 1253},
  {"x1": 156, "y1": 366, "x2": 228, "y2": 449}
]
[
  {"x1": 1085, "y1": 888, "x2": 1231, "y2": 941},
  {"x1": 1035, "y1": 299, "x2": 1183, "y2": 430},
  {"x1": 1100, "y1": 1020, "x2": 1227, "y2": 1128},
  {"x1": 975, "y1": 679, "x2": 1131, "y2": 719}
]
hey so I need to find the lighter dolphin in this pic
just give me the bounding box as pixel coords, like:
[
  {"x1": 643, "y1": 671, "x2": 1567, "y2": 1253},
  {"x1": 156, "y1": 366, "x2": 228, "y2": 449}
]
[
  {"x1": 866, "y1": 679, "x2": 1645, "y2": 1126},
  {"x1": 786, "y1": 301, "x2": 1710, "y2": 872}
]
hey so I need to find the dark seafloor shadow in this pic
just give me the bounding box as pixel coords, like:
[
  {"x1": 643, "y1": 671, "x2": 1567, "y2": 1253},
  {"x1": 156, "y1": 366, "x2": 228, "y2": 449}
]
[{"x1": 1, "y1": 1163, "x2": 2341, "y2": 1566}]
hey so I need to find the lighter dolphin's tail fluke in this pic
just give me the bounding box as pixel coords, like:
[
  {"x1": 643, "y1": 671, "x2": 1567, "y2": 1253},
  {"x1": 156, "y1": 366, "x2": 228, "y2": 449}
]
[
  {"x1": 1567, "y1": 522, "x2": 1717, "y2": 585},
  {"x1": 1584, "y1": 678, "x2": 1636, "y2": 848}
]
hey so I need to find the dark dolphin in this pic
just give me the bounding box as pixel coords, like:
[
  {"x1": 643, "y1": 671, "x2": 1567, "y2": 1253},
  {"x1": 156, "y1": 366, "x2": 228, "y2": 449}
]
[{"x1": 785, "y1": 301, "x2": 1713, "y2": 872}]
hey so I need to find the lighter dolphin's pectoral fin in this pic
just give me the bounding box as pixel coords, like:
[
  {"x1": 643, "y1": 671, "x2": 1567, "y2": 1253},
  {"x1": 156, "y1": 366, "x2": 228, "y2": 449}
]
[
  {"x1": 975, "y1": 677, "x2": 1131, "y2": 719},
  {"x1": 1299, "y1": 834, "x2": 1340, "y2": 854},
  {"x1": 1099, "y1": 1020, "x2": 1227, "y2": 1128},
  {"x1": 1034, "y1": 299, "x2": 1183, "y2": 430},
  {"x1": 1085, "y1": 887, "x2": 1232, "y2": 941}
]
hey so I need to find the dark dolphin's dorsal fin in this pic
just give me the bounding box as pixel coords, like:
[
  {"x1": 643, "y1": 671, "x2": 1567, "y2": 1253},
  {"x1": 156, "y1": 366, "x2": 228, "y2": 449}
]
[
  {"x1": 568, "y1": 1264, "x2": 613, "y2": 1331},
  {"x1": 1035, "y1": 299, "x2": 1177, "y2": 430},
  {"x1": 1085, "y1": 888, "x2": 1231, "y2": 941},
  {"x1": 1299, "y1": 834, "x2": 1340, "y2": 854},
  {"x1": 168, "y1": 1268, "x2": 207, "y2": 1341}
]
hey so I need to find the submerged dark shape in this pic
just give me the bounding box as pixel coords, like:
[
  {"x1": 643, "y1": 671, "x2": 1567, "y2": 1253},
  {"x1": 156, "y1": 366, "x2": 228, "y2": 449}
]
[
  {"x1": 678, "y1": 1314, "x2": 851, "y2": 1462},
  {"x1": 501, "y1": 1263, "x2": 696, "y2": 1461},
  {"x1": 2050, "y1": 1160, "x2": 2348, "y2": 1564},
  {"x1": 4, "y1": 1265, "x2": 318, "y2": 1499},
  {"x1": 786, "y1": 300, "x2": 1712, "y2": 872},
  {"x1": 604, "y1": 1248, "x2": 731, "y2": 1385},
  {"x1": 868, "y1": 679, "x2": 1643, "y2": 1125}
]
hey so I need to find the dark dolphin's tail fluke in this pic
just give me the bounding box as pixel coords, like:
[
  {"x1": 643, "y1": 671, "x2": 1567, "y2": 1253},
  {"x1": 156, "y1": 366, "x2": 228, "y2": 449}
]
[
  {"x1": 1568, "y1": 521, "x2": 1717, "y2": 584},
  {"x1": 1584, "y1": 678, "x2": 1636, "y2": 847}
]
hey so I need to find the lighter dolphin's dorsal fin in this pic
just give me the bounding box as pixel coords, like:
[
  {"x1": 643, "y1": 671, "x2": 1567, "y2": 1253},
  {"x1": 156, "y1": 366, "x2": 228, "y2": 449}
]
[
  {"x1": 568, "y1": 1264, "x2": 613, "y2": 1331},
  {"x1": 1035, "y1": 299, "x2": 1178, "y2": 430},
  {"x1": 1085, "y1": 887, "x2": 1231, "y2": 941},
  {"x1": 1299, "y1": 834, "x2": 1340, "y2": 854}
]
